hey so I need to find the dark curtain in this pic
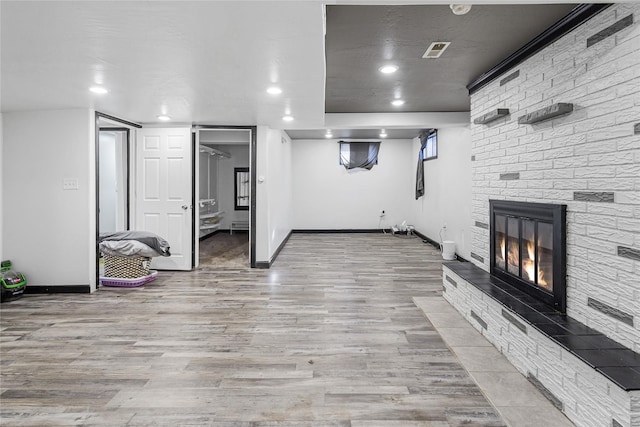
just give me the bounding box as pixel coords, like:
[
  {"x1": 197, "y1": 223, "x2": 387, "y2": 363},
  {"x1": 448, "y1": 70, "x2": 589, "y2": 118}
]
[
  {"x1": 341, "y1": 142, "x2": 380, "y2": 170},
  {"x1": 415, "y1": 132, "x2": 428, "y2": 199}
]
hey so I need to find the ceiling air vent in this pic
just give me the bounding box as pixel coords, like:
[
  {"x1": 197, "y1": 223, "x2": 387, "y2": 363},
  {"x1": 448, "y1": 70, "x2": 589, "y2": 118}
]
[{"x1": 422, "y1": 42, "x2": 451, "y2": 59}]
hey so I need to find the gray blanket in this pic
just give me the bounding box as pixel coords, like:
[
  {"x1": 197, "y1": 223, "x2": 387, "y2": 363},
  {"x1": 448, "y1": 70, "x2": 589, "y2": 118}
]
[{"x1": 99, "y1": 231, "x2": 171, "y2": 257}]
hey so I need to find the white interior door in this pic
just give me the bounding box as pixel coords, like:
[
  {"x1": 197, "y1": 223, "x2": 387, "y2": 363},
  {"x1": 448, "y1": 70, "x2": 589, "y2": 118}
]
[{"x1": 135, "y1": 127, "x2": 192, "y2": 270}]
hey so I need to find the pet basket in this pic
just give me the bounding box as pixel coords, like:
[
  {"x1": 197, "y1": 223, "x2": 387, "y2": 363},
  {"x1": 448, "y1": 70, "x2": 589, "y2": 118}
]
[
  {"x1": 103, "y1": 254, "x2": 151, "y2": 279},
  {"x1": 100, "y1": 271, "x2": 157, "y2": 288}
]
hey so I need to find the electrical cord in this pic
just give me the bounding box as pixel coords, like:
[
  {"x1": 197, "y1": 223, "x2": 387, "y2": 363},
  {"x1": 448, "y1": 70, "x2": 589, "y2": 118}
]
[
  {"x1": 390, "y1": 224, "x2": 417, "y2": 238},
  {"x1": 391, "y1": 232, "x2": 417, "y2": 239},
  {"x1": 379, "y1": 216, "x2": 387, "y2": 234},
  {"x1": 438, "y1": 226, "x2": 446, "y2": 252}
]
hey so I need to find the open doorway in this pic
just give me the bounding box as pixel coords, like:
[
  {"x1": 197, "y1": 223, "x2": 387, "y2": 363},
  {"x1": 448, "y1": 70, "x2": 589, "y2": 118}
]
[
  {"x1": 98, "y1": 128, "x2": 129, "y2": 233},
  {"x1": 195, "y1": 128, "x2": 252, "y2": 269},
  {"x1": 94, "y1": 112, "x2": 141, "y2": 286},
  {"x1": 94, "y1": 118, "x2": 257, "y2": 278}
]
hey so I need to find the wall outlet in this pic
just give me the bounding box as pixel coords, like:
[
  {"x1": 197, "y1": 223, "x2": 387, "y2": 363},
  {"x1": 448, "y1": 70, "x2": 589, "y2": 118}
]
[
  {"x1": 443, "y1": 223, "x2": 447, "y2": 229},
  {"x1": 63, "y1": 178, "x2": 79, "y2": 190},
  {"x1": 380, "y1": 209, "x2": 386, "y2": 217}
]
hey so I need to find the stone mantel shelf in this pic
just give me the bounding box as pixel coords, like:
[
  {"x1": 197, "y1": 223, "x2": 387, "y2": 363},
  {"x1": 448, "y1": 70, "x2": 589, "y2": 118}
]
[
  {"x1": 473, "y1": 108, "x2": 510, "y2": 125},
  {"x1": 518, "y1": 103, "x2": 574, "y2": 124}
]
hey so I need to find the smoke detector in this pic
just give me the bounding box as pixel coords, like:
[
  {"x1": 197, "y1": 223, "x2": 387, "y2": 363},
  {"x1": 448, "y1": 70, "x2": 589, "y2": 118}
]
[
  {"x1": 450, "y1": 4, "x2": 472, "y2": 15},
  {"x1": 422, "y1": 42, "x2": 451, "y2": 59}
]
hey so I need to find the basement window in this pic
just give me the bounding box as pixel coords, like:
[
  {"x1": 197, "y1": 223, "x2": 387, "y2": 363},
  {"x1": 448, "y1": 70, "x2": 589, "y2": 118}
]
[
  {"x1": 339, "y1": 141, "x2": 380, "y2": 170},
  {"x1": 421, "y1": 130, "x2": 437, "y2": 161}
]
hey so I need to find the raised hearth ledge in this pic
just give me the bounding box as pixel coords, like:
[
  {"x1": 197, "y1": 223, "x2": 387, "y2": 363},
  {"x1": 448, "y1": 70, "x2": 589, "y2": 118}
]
[{"x1": 441, "y1": 261, "x2": 640, "y2": 427}]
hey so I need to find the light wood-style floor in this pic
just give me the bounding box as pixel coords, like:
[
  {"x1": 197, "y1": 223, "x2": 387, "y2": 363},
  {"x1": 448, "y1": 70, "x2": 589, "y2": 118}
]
[
  {"x1": 0, "y1": 233, "x2": 506, "y2": 426},
  {"x1": 199, "y1": 232, "x2": 249, "y2": 269}
]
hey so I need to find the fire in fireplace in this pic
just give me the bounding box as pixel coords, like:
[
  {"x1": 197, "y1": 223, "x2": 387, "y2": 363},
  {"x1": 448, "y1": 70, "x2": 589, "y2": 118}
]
[
  {"x1": 490, "y1": 200, "x2": 567, "y2": 313},
  {"x1": 495, "y1": 215, "x2": 554, "y2": 291}
]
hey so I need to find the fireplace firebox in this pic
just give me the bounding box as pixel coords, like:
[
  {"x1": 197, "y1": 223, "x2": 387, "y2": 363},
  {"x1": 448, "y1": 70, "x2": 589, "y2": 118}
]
[{"x1": 490, "y1": 200, "x2": 567, "y2": 313}]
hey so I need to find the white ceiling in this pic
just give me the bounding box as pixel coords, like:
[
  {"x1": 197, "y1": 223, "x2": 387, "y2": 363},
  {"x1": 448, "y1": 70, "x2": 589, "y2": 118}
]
[
  {"x1": 1, "y1": 1, "x2": 326, "y2": 129},
  {"x1": 1, "y1": 0, "x2": 600, "y2": 135}
]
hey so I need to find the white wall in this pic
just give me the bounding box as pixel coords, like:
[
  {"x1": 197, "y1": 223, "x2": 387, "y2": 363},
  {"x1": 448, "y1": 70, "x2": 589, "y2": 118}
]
[
  {"x1": 266, "y1": 129, "x2": 292, "y2": 258},
  {"x1": 99, "y1": 132, "x2": 117, "y2": 233},
  {"x1": 199, "y1": 151, "x2": 215, "y2": 201},
  {"x1": 198, "y1": 151, "x2": 219, "y2": 206},
  {"x1": 212, "y1": 144, "x2": 249, "y2": 230},
  {"x1": 114, "y1": 133, "x2": 127, "y2": 231},
  {"x1": 291, "y1": 138, "x2": 414, "y2": 230},
  {"x1": 198, "y1": 150, "x2": 218, "y2": 239},
  {"x1": 99, "y1": 130, "x2": 127, "y2": 232},
  {"x1": 409, "y1": 127, "x2": 473, "y2": 259},
  {"x1": 2, "y1": 109, "x2": 96, "y2": 289},
  {"x1": 256, "y1": 126, "x2": 293, "y2": 263}
]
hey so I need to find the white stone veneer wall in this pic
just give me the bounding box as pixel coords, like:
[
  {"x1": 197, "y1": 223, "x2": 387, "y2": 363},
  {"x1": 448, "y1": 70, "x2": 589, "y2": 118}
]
[
  {"x1": 443, "y1": 265, "x2": 640, "y2": 427},
  {"x1": 470, "y1": 3, "x2": 640, "y2": 350}
]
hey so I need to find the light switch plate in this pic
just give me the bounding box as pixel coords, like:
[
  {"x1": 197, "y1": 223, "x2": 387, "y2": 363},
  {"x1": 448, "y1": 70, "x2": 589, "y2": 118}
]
[{"x1": 63, "y1": 178, "x2": 79, "y2": 190}]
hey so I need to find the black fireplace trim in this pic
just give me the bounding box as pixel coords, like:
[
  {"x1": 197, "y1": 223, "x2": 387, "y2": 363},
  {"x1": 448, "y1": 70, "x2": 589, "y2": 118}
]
[
  {"x1": 466, "y1": 4, "x2": 611, "y2": 94},
  {"x1": 490, "y1": 200, "x2": 567, "y2": 313}
]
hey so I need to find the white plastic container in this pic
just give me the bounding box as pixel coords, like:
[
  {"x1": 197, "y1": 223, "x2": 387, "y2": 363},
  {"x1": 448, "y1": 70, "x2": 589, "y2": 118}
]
[{"x1": 441, "y1": 241, "x2": 456, "y2": 260}]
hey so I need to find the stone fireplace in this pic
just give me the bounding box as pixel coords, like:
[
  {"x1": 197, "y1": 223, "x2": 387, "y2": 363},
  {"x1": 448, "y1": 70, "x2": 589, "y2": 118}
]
[
  {"x1": 464, "y1": 4, "x2": 640, "y2": 350},
  {"x1": 490, "y1": 200, "x2": 566, "y2": 313},
  {"x1": 441, "y1": 4, "x2": 640, "y2": 427}
]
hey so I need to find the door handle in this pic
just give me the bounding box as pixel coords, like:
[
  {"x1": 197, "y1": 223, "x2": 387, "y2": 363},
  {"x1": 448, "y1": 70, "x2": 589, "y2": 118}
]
[{"x1": 181, "y1": 205, "x2": 189, "y2": 210}]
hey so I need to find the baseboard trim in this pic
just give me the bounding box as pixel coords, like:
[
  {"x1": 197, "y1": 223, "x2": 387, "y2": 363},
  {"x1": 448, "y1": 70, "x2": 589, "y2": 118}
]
[
  {"x1": 199, "y1": 229, "x2": 224, "y2": 241},
  {"x1": 413, "y1": 230, "x2": 440, "y2": 249},
  {"x1": 270, "y1": 230, "x2": 292, "y2": 266},
  {"x1": 199, "y1": 229, "x2": 250, "y2": 241},
  {"x1": 253, "y1": 230, "x2": 293, "y2": 269},
  {"x1": 25, "y1": 285, "x2": 91, "y2": 294},
  {"x1": 254, "y1": 262, "x2": 270, "y2": 269},
  {"x1": 292, "y1": 229, "x2": 388, "y2": 234},
  {"x1": 413, "y1": 229, "x2": 468, "y2": 262}
]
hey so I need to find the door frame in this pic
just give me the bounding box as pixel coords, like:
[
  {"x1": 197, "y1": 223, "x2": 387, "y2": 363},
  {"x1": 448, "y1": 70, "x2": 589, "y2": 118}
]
[
  {"x1": 192, "y1": 125, "x2": 257, "y2": 268},
  {"x1": 94, "y1": 112, "x2": 142, "y2": 287},
  {"x1": 95, "y1": 118, "x2": 258, "y2": 276}
]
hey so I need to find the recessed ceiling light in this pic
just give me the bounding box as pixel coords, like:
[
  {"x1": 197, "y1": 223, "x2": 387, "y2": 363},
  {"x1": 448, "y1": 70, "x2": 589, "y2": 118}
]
[
  {"x1": 380, "y1": 130, "x2": 388, "y2": 138},
  {"x1": 267, "y1": 86, "x2": 282, "y2": 95},
  {"x1": 282, "y1": 115, "x2": 294, "y2": 122},
  {"x1": 391, "y1": 99, "x2": 405, "y2": 106},
  {"x1": 89, "y1": 86, "x2": 108, "y2": 94},
  {"x1": 157, "y1": 115, "x2": 171, "y2": 121},
  {"x1": 378, "y1": 65, "x2": 399, "y2": 74},
  {"x1": 325, "y1": 130, "x2": 333, "y2": 138}
]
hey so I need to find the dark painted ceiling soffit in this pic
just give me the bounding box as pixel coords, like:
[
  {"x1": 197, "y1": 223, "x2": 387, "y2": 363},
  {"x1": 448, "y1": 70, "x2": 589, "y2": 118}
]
[
  {"x1": 324, "y1": 4, "x2": 584, "y2": 114},
  {"x1": 467, "y1": 3, "x2": 612, "y2": 94}
]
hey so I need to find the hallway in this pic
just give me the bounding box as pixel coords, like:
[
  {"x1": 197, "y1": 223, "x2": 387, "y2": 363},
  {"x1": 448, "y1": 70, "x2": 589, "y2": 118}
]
[{"x1": 1, "y1": 234, "x2": 505, "y2": 426}]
